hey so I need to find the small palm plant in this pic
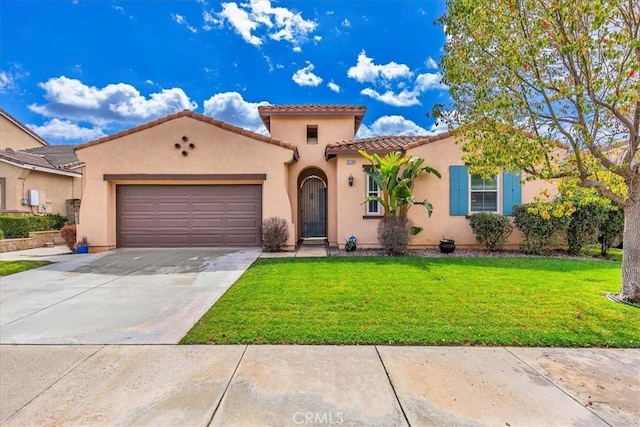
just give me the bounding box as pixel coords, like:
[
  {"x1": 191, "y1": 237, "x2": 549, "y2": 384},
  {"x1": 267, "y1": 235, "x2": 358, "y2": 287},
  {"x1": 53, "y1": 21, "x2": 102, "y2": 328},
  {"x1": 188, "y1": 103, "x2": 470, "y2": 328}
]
[
  {"x1": 359, "y1": 150, "x2": 441, "y2": 219},
  {"x1": 360, "y1": 150, "x2": 441, "y2": 255}
]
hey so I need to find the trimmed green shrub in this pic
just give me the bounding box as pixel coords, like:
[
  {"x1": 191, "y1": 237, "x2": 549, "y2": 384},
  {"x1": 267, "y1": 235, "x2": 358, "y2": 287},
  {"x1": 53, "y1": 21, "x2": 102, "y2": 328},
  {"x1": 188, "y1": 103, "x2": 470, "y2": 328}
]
[
  {"x1": 261, "y1": 217, "x2": 289, "y2": 252},
  {"x1": 0, "y1": 214, "x2": 67, "y2": 239},
  {"x1": 513, "y1": 204, "x2": 570, "y2": 254},
  {"x1": 600, "y1": 204, "x2": 624, "y2": 257},
  {"x1": 377, "y1": 216, "x2": 414, "y2": 255},
  {"x1": 47, "y1": 214, "x2": 68, "y2": 230},
  {"x1": 566, "y1": 200, "x2": 608, "y2": 255},
  {"x1": 0, "y1": 230, "x2": 4, "y2": 240},
  {"x1": 59, "y1": 224, "x2": 76, "y2": 251},
  {"x1": 469, "y1": 212, "x2": 514, "y2": 251}
]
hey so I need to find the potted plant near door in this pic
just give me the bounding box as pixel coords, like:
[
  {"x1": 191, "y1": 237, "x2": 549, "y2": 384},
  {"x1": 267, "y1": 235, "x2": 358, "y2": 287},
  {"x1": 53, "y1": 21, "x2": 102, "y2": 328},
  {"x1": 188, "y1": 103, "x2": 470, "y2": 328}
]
[
  {"x1": 75, "y1": 236, "x2": 89, "y2": 254},
  {"x1": 439, "y1": 237, "x2": 456, "y2": 253}
]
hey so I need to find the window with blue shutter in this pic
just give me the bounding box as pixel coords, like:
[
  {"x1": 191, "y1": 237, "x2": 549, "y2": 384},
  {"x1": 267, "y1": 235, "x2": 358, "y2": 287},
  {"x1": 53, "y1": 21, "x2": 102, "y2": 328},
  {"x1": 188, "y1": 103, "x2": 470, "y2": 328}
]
[
  {"x1": 502, "y1": 171, "x2": 522, "y2": 215},
  {"x1": 449, "y1": 165, "x2": 469, "y2": 215}
]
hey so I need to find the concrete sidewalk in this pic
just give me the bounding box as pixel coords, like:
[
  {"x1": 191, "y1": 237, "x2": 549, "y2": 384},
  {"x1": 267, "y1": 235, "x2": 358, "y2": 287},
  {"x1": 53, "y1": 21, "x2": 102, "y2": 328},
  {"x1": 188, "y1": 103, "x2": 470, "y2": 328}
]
[{"x1": 1, "y1": 345, "x2": 638, "y2": 426}]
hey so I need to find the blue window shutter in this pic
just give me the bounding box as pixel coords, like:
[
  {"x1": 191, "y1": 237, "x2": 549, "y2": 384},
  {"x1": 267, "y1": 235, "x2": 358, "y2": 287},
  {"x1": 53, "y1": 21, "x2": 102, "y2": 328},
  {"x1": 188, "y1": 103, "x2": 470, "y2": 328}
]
[
  {"x1": 449, "y1": 165, "x2": 469, "y2": 216},
  {"x1": 502, "y1": 171, "x2": 522, "y2": 215}
]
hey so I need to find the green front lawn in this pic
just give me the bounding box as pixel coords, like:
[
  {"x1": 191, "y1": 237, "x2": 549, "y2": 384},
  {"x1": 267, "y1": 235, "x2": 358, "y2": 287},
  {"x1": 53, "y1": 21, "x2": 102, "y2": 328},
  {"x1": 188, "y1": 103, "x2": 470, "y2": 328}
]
[
  {"x1": 181, "y1": 256, "x2": 639, "y2": 347},
  {"x1": 0, "y1": 260, "x2": 51, "y2": 276}
]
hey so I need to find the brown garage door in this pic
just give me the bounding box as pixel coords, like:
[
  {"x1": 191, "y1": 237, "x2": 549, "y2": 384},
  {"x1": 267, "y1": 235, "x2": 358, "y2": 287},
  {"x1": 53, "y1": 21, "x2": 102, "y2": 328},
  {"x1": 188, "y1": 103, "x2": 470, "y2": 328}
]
[{"x1": 116, "y1": 185, "x2": 262, "y2": 247}]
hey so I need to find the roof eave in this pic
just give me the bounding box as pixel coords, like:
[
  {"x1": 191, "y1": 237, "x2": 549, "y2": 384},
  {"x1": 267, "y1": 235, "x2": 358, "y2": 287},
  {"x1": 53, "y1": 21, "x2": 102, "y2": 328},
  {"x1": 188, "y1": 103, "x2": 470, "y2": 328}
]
[
  {"x1": 76, "y1": 110, "x2": 298, "y2": 156},
  {"x1": 0, "y1": 108, "x2": 50, "y2": 147},
  {"x1": 325, "y1": 147, "x2": 403, "y2": 160},
  {"x1": 0, "y1": 157, "x2": 82, "y2": 177}
]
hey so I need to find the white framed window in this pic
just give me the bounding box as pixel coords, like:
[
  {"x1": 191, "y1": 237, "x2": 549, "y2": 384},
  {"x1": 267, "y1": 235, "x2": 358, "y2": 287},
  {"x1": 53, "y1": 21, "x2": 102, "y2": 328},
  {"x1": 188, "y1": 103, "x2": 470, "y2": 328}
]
[
  {"x1": 469, "y1": 174, "x2": 499, "y2": 213},
  {"x1": 366, "y1": 174, "x2": 382, "y2": 215}
]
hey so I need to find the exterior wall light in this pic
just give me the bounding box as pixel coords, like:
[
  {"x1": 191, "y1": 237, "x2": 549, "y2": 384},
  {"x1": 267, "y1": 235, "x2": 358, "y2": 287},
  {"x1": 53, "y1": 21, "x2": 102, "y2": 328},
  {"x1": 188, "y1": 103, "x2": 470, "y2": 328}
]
[{"x1": 348, "y1": 174, "x2": 354, "y2": 187}]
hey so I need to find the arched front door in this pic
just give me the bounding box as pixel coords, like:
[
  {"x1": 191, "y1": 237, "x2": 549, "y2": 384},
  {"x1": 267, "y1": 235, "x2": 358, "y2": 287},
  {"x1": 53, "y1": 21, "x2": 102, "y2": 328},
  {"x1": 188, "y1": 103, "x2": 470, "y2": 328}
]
[{"x1": 299, "y1": 169, "x2": 327, "y2": 239}]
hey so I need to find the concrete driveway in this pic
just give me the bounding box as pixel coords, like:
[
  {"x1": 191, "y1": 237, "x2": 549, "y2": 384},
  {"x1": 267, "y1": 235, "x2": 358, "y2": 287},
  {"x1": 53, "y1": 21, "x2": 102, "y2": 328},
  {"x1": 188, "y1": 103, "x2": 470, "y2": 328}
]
[{"x1": 0, "y1": 248, "x2": 260, "y2": 344}]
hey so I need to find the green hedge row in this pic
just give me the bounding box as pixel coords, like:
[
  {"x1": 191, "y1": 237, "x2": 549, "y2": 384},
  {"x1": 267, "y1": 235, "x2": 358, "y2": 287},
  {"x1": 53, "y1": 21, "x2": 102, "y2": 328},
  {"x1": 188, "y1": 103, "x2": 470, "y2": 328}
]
[{"x1": 0, "y1": 214, "x2": 67, "y2": 239}]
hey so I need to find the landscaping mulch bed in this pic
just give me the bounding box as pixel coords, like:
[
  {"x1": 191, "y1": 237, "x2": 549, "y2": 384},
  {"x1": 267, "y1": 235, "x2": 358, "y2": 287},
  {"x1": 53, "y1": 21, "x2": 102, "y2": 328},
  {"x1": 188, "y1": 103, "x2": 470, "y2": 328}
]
[{"x1": 328, "y1": 247, "x2": 594, "y2": 259}]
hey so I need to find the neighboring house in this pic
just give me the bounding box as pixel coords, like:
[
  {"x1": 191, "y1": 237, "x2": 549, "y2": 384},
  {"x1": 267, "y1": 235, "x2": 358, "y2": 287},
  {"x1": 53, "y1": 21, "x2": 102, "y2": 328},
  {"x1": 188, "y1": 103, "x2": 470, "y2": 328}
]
[
  {"x1": 75, "y1": 105, "x2": 557, "y2": 252},
  {"x1": 0, "y1": 108, "x2": 83, "y2": 217}
]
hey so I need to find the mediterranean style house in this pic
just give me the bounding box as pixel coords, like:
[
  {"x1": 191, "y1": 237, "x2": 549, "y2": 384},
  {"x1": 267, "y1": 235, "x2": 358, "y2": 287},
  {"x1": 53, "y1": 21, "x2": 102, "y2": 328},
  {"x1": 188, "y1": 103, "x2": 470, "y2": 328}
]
[
  {"x1": 74, "y1": 105, "x2": 557, "y2": 252},
  {"x1": 0, "y1": 108, "x2": 83, "y2": 219}
]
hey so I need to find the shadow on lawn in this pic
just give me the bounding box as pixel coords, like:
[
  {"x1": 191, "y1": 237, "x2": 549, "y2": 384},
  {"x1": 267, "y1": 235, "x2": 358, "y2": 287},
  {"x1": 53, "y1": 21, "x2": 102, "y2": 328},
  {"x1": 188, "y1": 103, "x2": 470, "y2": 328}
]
[{"x1": 258, "y1": 255, "x2": 620, "y2": 273}]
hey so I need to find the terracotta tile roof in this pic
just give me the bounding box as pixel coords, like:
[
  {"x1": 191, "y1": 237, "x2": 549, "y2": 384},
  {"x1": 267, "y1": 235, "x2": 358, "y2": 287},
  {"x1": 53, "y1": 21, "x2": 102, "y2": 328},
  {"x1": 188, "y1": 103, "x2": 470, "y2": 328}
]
[
  {"x1": 24, "y1": 145, "x2": 83, "y2": 169},
  {"x1": 0, "y1": 108, "x2": 50, "y2": 147},
  {"x1": 258, "y1": 104, "x2": 367, "y2": 134},
  {"x1": 325, "y1": 131, "x2": 456, "y2": 159},
  {"x1": 75, "y1": 110, "x2": 299, "y2": 160}
]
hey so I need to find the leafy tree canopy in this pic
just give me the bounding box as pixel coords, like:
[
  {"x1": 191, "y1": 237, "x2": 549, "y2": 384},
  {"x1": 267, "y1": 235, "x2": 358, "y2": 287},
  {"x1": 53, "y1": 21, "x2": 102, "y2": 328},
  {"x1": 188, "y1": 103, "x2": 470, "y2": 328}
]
[
  {"x1": 437, "y1": 0, "x2": 638, "y2": 204},
  {"x1": 437, "y1": 0, "x2": 639, "y2": 301}
]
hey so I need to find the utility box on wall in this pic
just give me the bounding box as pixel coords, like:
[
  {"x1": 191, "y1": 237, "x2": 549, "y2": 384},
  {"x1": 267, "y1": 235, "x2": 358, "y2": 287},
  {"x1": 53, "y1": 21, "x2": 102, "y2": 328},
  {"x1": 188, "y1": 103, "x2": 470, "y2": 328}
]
[{"x1": 28, "y1": 189, "x2": 39, "y2": 206}]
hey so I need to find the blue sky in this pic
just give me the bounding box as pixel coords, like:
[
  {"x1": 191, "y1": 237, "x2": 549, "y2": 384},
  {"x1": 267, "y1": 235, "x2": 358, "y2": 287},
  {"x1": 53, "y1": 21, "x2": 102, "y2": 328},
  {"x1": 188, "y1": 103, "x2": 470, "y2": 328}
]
[{"x1": 1, "y1": 0, "x2": 449, "y2": 144}]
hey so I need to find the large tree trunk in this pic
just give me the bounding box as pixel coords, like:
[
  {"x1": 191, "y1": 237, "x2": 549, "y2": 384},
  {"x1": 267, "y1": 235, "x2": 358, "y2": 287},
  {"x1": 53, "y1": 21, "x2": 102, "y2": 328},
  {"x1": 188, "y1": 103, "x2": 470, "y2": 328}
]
[{"x1": 620, "y1": 196, "x2": 640, "y2": 302}]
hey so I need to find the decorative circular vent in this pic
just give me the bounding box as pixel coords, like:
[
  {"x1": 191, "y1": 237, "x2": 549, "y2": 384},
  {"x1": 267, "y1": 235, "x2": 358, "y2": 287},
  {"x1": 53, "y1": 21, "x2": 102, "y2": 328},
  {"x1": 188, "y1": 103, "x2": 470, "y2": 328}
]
[{"x1": 176, "y1": 136, "x2": 195, "y2": 155}]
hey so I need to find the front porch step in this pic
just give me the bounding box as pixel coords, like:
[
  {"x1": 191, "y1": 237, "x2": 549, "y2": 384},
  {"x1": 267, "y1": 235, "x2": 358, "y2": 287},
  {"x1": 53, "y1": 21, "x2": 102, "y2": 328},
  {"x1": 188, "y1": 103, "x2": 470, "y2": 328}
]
[{"x1": 299, "y1": 238, "x2": 328, "y2": 246}]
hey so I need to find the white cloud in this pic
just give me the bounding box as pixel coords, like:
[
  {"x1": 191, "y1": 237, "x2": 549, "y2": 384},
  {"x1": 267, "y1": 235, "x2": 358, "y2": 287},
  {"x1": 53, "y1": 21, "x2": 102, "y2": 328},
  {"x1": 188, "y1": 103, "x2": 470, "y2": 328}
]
[
  {"x1": 212, "y1": 1, "x2": 317, "y2": 49},
  {"x1": 425, "y1": 57, "x2": 439, "y2": 70},
  {"x1": 292, "y1": 46, "x2": 302, "y2": 53},
  {"x1": 347, "y1": 51, "x2": 447, "y2": 107},
  {"x1": 0, "y1": 71, "x2": 15, "y2": 93},
  {"x1": 202, "y1": 91, "x2": 269, "y2": 133},
  {"x1": 347, "y1": 50, "x2": 412, "y2": 84},
  {"x1": 415, "y1": 72, "x2": 447, "y2": 91},
  {"x1": 0, "y1": 65, "x2": 29, "y2": 94},
  {"x1": 327, "y1": 80, "x2": 341, "y2": 93},
  {"x1": 341, "y1": 18, "x2": 351, "y2": 27},
  {"x1": 292, "y1": 62, "x2": 323, "y2": 87},
  {"x1": 29, "y1": 76, "x2": 197, "y2": 125},
  {"x1": 360, "y1": 88, "x2": 420, "y2": 107},
  {"x1": 172, "y1": 13, "x2": 186, "y2": 24},
  {"x1": 111, "y1": 4, "x2": 133, "y2": 18},
  {"x1": 27, "y1": 119, "x2": 106, "y2": 141},
  {"x1": 427, "y1": 119, "x2": 450, "y2": 134},
  {"x1": 172, "y1": 13, "x2": 197, "y2": 33},
  {"x1": 217, "y1": 2, "x2": 261, "y2": 45},
  {"x1": 202, "y1": 11, "x2": 222, "y2": 30},
  {"x1": 145, "y1": 79, "x2": 154, "y2": 85},
  {"x1": 357, "y1": 115, "x2": 429, "y2": 138},
  {"x1": 313, "y1": 35, "x2": 322, "y2": 42}
]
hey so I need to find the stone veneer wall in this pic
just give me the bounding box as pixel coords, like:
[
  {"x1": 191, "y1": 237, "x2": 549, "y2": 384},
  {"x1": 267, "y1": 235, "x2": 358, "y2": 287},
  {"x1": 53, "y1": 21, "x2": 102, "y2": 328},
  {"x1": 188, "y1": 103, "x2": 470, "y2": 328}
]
[{"x1": 0, "y1": 231, "x2": 65, "y2": 253}]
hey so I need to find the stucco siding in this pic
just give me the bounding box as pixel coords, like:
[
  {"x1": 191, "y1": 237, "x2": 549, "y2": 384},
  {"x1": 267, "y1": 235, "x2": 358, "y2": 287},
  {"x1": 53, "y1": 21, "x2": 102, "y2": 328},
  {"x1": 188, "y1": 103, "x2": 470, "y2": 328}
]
[
  {"x1": 76, "y1": 116, "x2": 295, "y2": 250},
  {"x1": 0, "y1": 114, "x2": 47, "y2": 150},
  {"x1": 0, "y1": 162, "x2": 79, "y2": 215},
  {"x1": 335, "y1": 136, "x2": 559, "y2": 249},
  {"x1": 270, "y1": 115, "x2": 355, "y2": 246}
]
